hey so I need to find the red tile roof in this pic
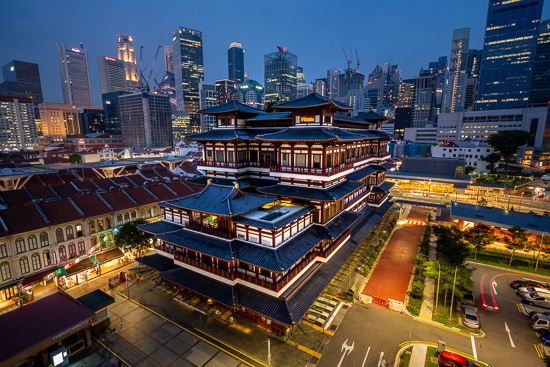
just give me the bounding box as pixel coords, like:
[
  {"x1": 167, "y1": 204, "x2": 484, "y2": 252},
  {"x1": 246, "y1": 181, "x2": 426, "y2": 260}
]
[
  {"x1": 71, "y1": 195, "x2": 112, "y2": 217},
  {"x1": 39, "y1": 173, "x2": 64, "y2": 186},
  {"x1": 0, "y1": 189, "x2": 32, "y2": 208},
  {"x1": 0, "y1": 205, "x2": 48, "y2": 236},
  {"x1": 167, "y1": 181, "x2": 201, "y2": 197},
  {"x1": 25, "y1": 175, "x2": 46, "y2": 188},
  {"x1": 72, "y1": 180, "x2": 99, "y2": 193},
  {"x1": 146, "y1": 184, "x2": 178, "y2": 201},
  {"x1": 51, "y1": 183, "x2": 79, "y2": 199},
  {"x1": 100, "y1": 190, "x2": 139, "y2": 211},
  {"x1": 38, "y1": 200, "x2": 84, "y2": 226},
  {"x1": 125, "y1": 187, "x2": 157, "y2": 206},
  {"x1": 92, "y1": 178, "x2": 116, "y2": 191},
  {"x1": 126, "y1": 174, "x2": 147, "y2": 186},
  {"x1": 26, "y1": 186, "x2": 58, "y2": 200}
]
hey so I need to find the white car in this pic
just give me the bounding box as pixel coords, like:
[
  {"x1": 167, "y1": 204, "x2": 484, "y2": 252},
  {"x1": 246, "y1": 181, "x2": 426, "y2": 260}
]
[
  {"x1": 516, "y1": 286, "x2": 550, "y2": 297},
  {"x1": 461, "y1": 305, "x2": 480, "y2": 329}
]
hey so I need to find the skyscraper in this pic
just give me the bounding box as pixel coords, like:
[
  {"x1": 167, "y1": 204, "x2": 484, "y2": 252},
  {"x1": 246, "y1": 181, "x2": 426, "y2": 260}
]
[
  {"x1": 0, "y1": 60, "x2": 44, "y2": 104},
  {"x1": 327, "y1": 68, "x2": 341, "y2": 99},
  {"x1": 119, "y1": 92, "x2": 173, "y2": 148},
  {"x1": 296, "y1": 66, "x2": 305, "y2": 84},
  {"x1": 297, "y1": 83, "x2": 313, "y2": 99},
  {"x1": 443, "y1": 28, "x2": 470, "y2": 113},
  {"x1": 117, "y1": 35, "x2": 139, "y2": 92},
  {"x1": 235, "y1": 80, "x2": 264, "y2": 110},
  {"x1": 528, "y1": 19, "x2": 550, "y2": 108},
  {"x1": 97, "y1": 56, "x2": 127, "y2": 94},
  {"x1": 0, "y1": 96, "x2": 38, "y2": 150},
  {"x1": 56, "y1": 43, "x2": 93, "y2": 106},
  {"x1": 476, "y1": 0, "x2": 544, "y2": 110},
  {"x1": 264, "y1": 46, "x2": 297, "y2": 103},
  {"x1": 173, "y1": 26, "x2": 204, "y2": 133},
  {"x1": 199, "y1": 80, "x2": 216, "y2": 133},
  {"x1": 228, "y1": 42, "x2": 244, "y2": 84},
  {"x1": 315, "y1": 78, "x2": 328, "y2": 97},
  {"x1": 39, "y1": 103, "x2": 82, "y2": 141},
  {"x1": 412, "y1": 70, "x2": 437, "y2": 128},
  {"x1": 215, "y1": 79, "x2": 235, "y2": 105},
  {"x1": 164, "y1": 45, "x2": 174, "y2": 73}
]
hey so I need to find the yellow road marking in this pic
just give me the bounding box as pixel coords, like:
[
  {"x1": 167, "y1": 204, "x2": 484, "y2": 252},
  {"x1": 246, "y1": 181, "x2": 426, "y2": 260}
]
[
  {"x1": 399, "y1": 341, "x2": 474, "y2": 359},
  {"x1": 294, "y1": 343, "x2": 322, "y2": 359},
  {"x1": 93, "y1": 336, "x2": 131, "y2": 366},
  {"x1": 415, "y1": 317, "x2": 472, "y2": 337},
  {"x1": 117, "y1": 292, "x2": 267, "y2": 367},
  {"x1": 322, "y1": 293, "x2": 346, "y2": 303},
  {"x1": 301, "y1": 320, "x2": 335, "y2": 336},
  {"x1": 535, "y1": 344, "x2": 543, "y2": 359}
]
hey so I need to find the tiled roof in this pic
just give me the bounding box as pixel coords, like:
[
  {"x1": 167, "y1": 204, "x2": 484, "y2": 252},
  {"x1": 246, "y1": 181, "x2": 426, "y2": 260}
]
[
  {"x1": 233, "y1": 206, "x2": 315, "y2": 230},
  {"x1": 333, "y1": 114, "x2": 374, "y2": 125},
  {"x1": 146, "y1": 184, "x2": 178, "y2": 201},
  {"x1": 256, "y1": 127, "x2": 365, "y2": 142},
  {"x1": 166, "y1": 181, "x2": 200, "y2": 196},
  {"x1": 450, "y1": 201, "x2": 550, "y2": 234},
  {"x1": 246, "y1": 112, "x2": 293, "y2": 120},
  {"x1": 126, "y1": 174, "x2": 147, "y2": 186},
  {"x1": 270, "y1": 225, "x2": 330, "y2": 270},
  {"x1": 100, "y1": 190, "x2": 139, "y2": 211},
  {"x1": 124, "y1": 187, "x2": 158, "y2": 206},
  {"x1": 186, "y1": 176, "x2": 278, "y2": 189},
  {"x1": 377, "y1": 181, "x2": 395, "y2": 192},
  {"x1": 160, "y1": 267, "x2": 236, "y2": 307},
  {"x1": 187, "y1": 129, "x2": 241, "y2": 141},
  {"x1": 26, "y1": 186, "x2": 59, "y2": 201},
  {"x1": 258, "y1": 181, "x2": 362, "y2": 202},
  {"x1": 136, "y1": 254, "x2": 181, "y2": 272},
  {"x1": 51, "y1": 183, "x2": 79, "y2": 199},
  {"x1": 380, "y1": 162, "x2": 396, "y2": 170},
  {"x1": 163, "y1": 183, "x2": 276, "y2": 216},
  {"x1": 0, "y1": 189, "x2": 31, "y2": 208},
  {"x1": 275, "y1": 93, "x2": 351, "y2": 111},
  {"x1": 199, "y1": 100, "x2": 265, "y2": 115},
  {"x1": 159, "y1": 229, "x2": 234, "y2": 261},
  {"x1": 356, "y1": 110, "x2": 388, "y2": 121},
  {"x1": 349, "y1": 129, "x2": 390, "y2": 139},
  {"x1": 38, "y1": 200, "x2": 84, "y2": 226},
  {"x1": 71, "y1": 195, "x2": 112, "y2": 217},
  {"x1": 346, "y1": 165, "x2": 385, "y2": 181},
  {"x1": 324, "y1": 211, "x2": 361, "y2": 239},
  {"x1": 137, "y1": 220, "x2": 184, "y2": 235}
]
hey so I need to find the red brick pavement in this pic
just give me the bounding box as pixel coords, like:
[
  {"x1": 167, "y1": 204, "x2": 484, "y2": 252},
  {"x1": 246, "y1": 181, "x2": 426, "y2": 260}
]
[{"x1": 361, "y1": 207, "x2": 428, "y2": 304}]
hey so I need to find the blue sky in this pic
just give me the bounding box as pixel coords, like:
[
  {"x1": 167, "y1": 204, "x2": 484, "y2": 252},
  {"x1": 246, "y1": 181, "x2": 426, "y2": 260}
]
[{"x1": 1, "y1": 0, "x2": 549, "y2": 106}]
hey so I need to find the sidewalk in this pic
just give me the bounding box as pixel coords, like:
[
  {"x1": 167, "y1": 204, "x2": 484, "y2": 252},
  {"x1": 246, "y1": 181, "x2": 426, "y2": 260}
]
[{"x1": 419, "y1": 232, "x2": 436, "y2": 320}]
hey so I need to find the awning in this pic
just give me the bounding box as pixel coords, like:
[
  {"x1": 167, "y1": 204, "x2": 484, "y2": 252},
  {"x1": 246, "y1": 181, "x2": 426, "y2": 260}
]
[
  {"x1": 22, "y1": 268, "x2": 55, "y2": 287},
  {"x1": 65, "y1": 258, "x2": 96, "y2": 276},
  {"x1": 55, "y1": 267, "x2": 68, "y2": 276},
  {"x1": 136, "y1": 254, "x2": 180, "y2": 272},
  {"x1": 96, "y1": 248, "x2": 124, "y2": 264}
]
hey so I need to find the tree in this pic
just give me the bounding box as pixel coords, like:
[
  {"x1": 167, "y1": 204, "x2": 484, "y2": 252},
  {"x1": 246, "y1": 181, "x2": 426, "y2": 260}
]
[
  {"x1": 433, "y1": 225, "x2": 469, "y2": 267},
  {"x1": 264, "y1": 97, "x2": 280, "y2": 112},
  {"x1": 425, "y1": 260, "x2": 474, "y2": 308},
  {"x1": 69, "y1": 153, "x2": 81, "y2": 164},
  {"x1": 488, "y1": 130, "x2": 530, "y2": 175},
  {"x1": 464, "y1": 166, "x2": 475, "y2": 175},
  {"x1": 482, "y1": 153, "x2": 501, "y2": 174},
  {"x1": 534, "y1": 235, "x2": 550, "y2": 271},
  {"x1": 503, "y1": 225, "x2": 529, "y2": 266},
  {"x1": 114, "y1": 218, "x2": 155, "y2": 257},
  {"x1": 464, "y1": 224, "x2": 497, "y2": 260}
]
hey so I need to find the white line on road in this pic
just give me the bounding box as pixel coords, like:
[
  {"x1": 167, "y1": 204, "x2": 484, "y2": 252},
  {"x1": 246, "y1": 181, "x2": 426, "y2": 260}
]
[
  {"x1": 492, "y1": 280, "x2": 498, "y2": 296},
  {"x1": 471, "y1": 335, "x2": 478, "y2": 361},
  {"x1": 505, "y1": 322, "x2": 516, "y2": 348},
  {"x1": 361, "y1": 346, "x2": 371, "y2": 367},
  {"x1": 324, "y1": 302, "x2": 343, "y2": 331}
]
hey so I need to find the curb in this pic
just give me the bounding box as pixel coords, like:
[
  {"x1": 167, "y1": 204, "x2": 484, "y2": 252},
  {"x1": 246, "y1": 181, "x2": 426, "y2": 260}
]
[
  {"x1": 393, "y1": 344, "x2": 412, "y2": 367},
  {"x1": 401, "y1": 307, "x2": 485, "y2": 338},
  {"x1": 394, "y1": 342, "x2": 491, "y2": 367},
  {"x1": 466, "y1": 260, "x2": 550, "y2": 280}
]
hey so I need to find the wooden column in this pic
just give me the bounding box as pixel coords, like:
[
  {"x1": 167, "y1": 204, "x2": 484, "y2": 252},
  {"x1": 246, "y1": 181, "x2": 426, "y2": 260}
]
[{"x1": 307, "y1": 144, "x2": 313, "y2": 173}]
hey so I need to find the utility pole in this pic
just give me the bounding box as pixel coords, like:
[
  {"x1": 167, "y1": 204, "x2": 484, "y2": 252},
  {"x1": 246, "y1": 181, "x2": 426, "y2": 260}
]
[{"x1": 266, "y1": 338, "x2": 271, "y2": 367}]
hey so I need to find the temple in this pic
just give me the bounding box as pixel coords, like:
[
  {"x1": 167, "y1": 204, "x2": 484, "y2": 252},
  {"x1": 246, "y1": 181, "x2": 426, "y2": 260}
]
[{"x1": 137, "y1": 93, "x2": 393, "y2": 338}]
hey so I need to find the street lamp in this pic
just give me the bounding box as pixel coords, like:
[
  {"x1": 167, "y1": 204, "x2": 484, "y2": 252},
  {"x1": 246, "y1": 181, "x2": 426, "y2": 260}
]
[
  {"x1": 507, "y1": 195, "x2": 511, "y2": 210},
  {"x1": 266, "y1": 338, "x2": 271, "y2": 367},
  {"x1": 449, "y1": 267, "x2": 458, "y2": 320}
]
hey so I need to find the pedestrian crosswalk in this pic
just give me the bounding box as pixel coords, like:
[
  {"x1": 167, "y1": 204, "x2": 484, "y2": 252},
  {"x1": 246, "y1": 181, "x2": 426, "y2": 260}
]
[{"x1": 404, "y1": 219, "x2": 425, "y2": 225}]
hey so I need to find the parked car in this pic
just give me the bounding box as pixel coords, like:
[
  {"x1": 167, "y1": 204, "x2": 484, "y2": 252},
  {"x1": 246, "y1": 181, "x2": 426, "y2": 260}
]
[
  {"x1": 541, "y1": 333, "x2": 550, "y2": 346},
  {"x1": 516, "y1": 286, "x2": 550, "y2": 297},
  {"x1": 461, "y1": 305, "x2": 480, "y2": 329},
  {"x1": 461, "y1": 291, "x2": 474, "y2": 306},
  {"x1": 510, "y1": 280, "x2": 549, "y2": 290},
  {"x1": 529, "y1": 311, "x2": 550, "y2": 320},
  {"x1": 520, "y1": 291, "x2": 550, "y2": 309},
  {"x1": 439, "y1": 351, "x2": 479, "y2": 367},
  {"x1": 531, "y1": 313, "x2": 550, "y2": 331}
]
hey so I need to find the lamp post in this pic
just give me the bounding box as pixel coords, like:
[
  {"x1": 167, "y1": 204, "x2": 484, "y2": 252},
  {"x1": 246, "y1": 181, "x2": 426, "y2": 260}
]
[
  {"x1": 434, "y1": 260, "x2": 441, "y2": 316},
  {"x1": 507, "y1": 195, "x2": 511, "y2": 210},
  {"x1": 266, "y1": 338, "x2": 271, "y2": 367},
  {"x1": 449, "y1": 267, "x2": 458, "y2": 320}
]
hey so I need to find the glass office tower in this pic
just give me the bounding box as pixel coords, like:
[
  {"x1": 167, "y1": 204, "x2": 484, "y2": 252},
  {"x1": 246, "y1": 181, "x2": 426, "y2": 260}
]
[
  {"x1": 476, "y1": 0, "x2": 543, "y2": 110},
  {"x1": 528, "y1": 19, "x2": 550, "y2": 108},
  {"x1": 173, "y1": 27, "x2": 204, "y2": 133},
  {"x1": 264, "y1": 46, "x2": 297, "y2": 103},
  {"x1": 228, "y1": 42, "x2": 245, "y2": 84}
]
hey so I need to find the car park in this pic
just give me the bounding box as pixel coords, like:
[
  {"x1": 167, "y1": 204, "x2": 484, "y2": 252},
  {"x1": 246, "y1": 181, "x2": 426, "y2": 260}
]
[
  {"x1": 510, "y1": 280, "x2": 549, "y2": 290},
  {"x1": 519, "y1": 291, "x2": 550, "y2": 309},
  {"x1": 541, "y1": 333, "x2": 550, "y2": 346},
  {"x1": 461, "y1": 305, "x2": 480, "y2": 329},
  {"x1": 438, "y1": 351, "x2": 479, "y2": 367},
  {"x1": 531, "y1": 313, "x2": 550, "y2": 331},
  {"x1": 516, "y1": 286, "x2": 550, "y2": 297}
]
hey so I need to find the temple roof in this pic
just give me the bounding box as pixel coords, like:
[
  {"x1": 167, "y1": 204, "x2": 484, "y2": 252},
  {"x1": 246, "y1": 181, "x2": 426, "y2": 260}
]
[
  {"x1": 188, "y1": 128, "x2": 280, "y2": 141},
  {"x1": 333, "y1": 114, "x2": 375, "y2": 125},
  {"x1": 161, "y1": 183, "x2": 277, "y2": 216},
  {"x1": 347, "y1": 129, "x2": 390, "y2": 139},
  {"x1": 256, "y1": 127, "x2": 366, "y2": 142},
  {"x1": 246, "y1": 112, "x2": 293, "y2": 120},
  {"x1": 346, "y1": 165, "x2": 386, "y2": 182},
  {"x1": 356, "y1": 110, "x2": 388, "y2": 122},
  {"x1": 233, "y1": 206, "x2": 315, "y2": 230},
  {"x1": 199, "y1": 100, "x2": 265, "y2": 115},
  {"x1": 257, "y1": 181, "x2": 362, "y2": 202},
  {"x1": 274, "y1": 93, "x2": 352, "y2": 111},
  {"x1": 186, "y1": 176, "x2": 278, "y2": 188}
]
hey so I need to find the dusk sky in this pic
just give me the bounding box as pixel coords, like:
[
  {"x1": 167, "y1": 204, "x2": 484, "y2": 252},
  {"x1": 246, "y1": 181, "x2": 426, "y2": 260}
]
[{"x1": 2, "y1": 0, "x2": 549, "y2": 107}]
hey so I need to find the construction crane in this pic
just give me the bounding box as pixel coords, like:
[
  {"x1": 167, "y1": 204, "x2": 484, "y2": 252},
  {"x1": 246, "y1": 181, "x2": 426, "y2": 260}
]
[
  {"x1": 355, "y1": 49, "x2": 360, "y2": 72},
  {"x1": 342, "y1": 48, "x2": 352, "y2": 71},
  {"x1": 147, "y1": 45, "x2": 162, "y2": 85}
]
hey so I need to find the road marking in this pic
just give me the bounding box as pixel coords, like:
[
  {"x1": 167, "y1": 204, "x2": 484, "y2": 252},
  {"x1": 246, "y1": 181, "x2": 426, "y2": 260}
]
[
  {"x1": 361, "y1": 346, "x2": 371, "y2": 367},
  {"x1": 295, "y1": 343, "x2": 322, "y2": 359},
  {"x1": 301, "y1": 320, "x2": 335, "y2": 336},
  {"x1": 415, "y1": 317, "x2": 471, "y2": 337},
  {"x1": 93, "y1": 336, "x2": 132, "y2": 366},
  {"x1": 324, "y1": 302, "x2": 343, "y2": 332},
  {"x1": 337, "y1": 339, "x2": 355, "y2": 367},
  {"x1": 524, "y1": 277, "x2": 546, "y2": 283},
  {"x1": 470, "y1": 335, "x2": 477, "y2": 360},
  {"x1": 535, "y1": 344, "x2": 544, "y2": 359},
  {"x1": 517, "y1": 303, "x2": 524, "y2": 314},
  {"x1": 505, "y1": 322, "x2": 516, "y2": 348},
  {"x1": 492, "y1": 280, "x2": 498, "y2": 295},
  {"x1": 398, "y1": 341, "x2": 474, "y2": 359}
]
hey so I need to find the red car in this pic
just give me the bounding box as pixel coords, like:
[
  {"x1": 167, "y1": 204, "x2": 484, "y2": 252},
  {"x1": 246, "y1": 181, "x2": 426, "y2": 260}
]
[{"x1": 439, "y1": 351, "x2": 479, "y2": 367}]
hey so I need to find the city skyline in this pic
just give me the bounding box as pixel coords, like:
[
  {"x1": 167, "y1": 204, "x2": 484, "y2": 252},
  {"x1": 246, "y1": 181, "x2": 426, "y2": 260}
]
[{"x1": 2, "y1": 0, "x2": 549, "y2": 107}]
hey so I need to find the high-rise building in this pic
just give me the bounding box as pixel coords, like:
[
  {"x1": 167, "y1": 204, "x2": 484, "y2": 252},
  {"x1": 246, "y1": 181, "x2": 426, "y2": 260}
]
[
  {"x1": 173, "y1": 27, "x2": 204, "y2": 133},
  {"x1": 164, "y1": 45, "x2": 174, "y2": 73},
  {"x1": 235, "y1": 79, "x2": 264, "y2": 110},
  {"x1": 228, "y1": 42, "x2": 244, "y2": 84},
  {"x1": 97, "y1": 56, "x2": 126, "y2": 95},
  {"x1": 264, "y1": 46, "x2": 297, "y2": 103},
  {"x1": 119, "y1": 92, "x2": 173, "y2": 148},
  {"x1": 101, "y1": 91, "x2": 129, "y2": 135},
  {"x1": 78, "y1": 107, "x2": 106, "y2": 134},
  {"x1": 476, "y1": 0, "x2": 543, "y2": 110},
  {"x1": 56, "y1": 43, "x2": 93, "y2": 106},
  {"x1": 315, "y1": 78, "x2": 327, "y2": 97},
  {"x1": 297, "y1": 83, "x2": 313, "y2": 99},
  {"x1": 0, "y1": 96, "x2": 38, "y2": 150},
  {"x1": 0, "y1": 60, "x2": 44, "y2": 104},
  {"x1": 215, "y1": 79, "x2": 236, "y2": 105},
  {"x1": 412, "y1": 70, "x2": 437, "y2": 128},
  {"x1": 466, "y1": 49, "x2": 482, "y2": 78},
  {"x1": 327, "y1": 68, "x2": 341, "y2": 99},
  {"x1": 296, "y1": 66, "x2": 305, "y2": 84},
  {"x1": 199, "y1": 81, "x2": 216, "y2": 132},
  {"x1": 117, "y1": 35, "x2": 139, "y2": 92},
  {"x1": 339, "y1": 69, "x2": 364, "y2": 98},
  {"x1": 528, "y1": 19, "x2": 550, "y2": 108},
  {"x1": 39, "y1": 103, "x2": 83, "y2": 141},
  {"x1": 383, "y1": 64, "x2": 401, "y2": 108},
  {"x1": 443, "y1": 28, "x2": 471, "y2": 113}
]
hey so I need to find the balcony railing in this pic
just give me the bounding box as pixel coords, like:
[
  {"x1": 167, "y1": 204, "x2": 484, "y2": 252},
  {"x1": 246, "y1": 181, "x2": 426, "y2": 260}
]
[
  {"x1": 185, "y1": 222, "x2": 233, "y2": 239},
  {"x1": 344, "y1": 189, "x2": 370, "y2": 209},
  {"x1": 270, "y1": 162, "x2": 354, "y2": 176},
  {"x1": 174, "y1": 254, "x2": 234, "y2": 280},
  {"x1": 197, "y1": 160, "x2": 248, "y2": 168}
]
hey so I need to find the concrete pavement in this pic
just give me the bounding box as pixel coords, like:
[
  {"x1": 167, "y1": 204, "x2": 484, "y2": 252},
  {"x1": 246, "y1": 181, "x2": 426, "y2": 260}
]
[{"x1": 419, "y1": 233, "x2": 437, "y2": 320}]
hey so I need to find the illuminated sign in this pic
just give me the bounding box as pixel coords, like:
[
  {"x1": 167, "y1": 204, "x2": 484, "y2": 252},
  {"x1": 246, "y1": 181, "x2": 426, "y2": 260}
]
[
  {"x1": 300, "y1": 116, "x2": 315, "y2": 122},
  {"x1": 129, "y1": 36, "x2": 133, "y2": 41},
  {"x1": 71, "y1": 48, "x2": 81, "y2": 53},
  {"x1": 105, "y1": 56, "x2": 116, "y2": 61}
]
